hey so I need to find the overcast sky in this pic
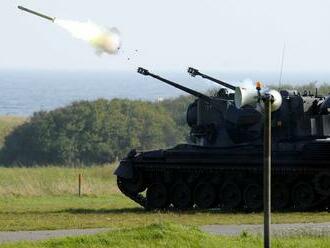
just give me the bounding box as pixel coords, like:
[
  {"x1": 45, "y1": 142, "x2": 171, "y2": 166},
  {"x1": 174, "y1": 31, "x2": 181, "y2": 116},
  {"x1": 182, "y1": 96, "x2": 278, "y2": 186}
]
[{"x1": 2, "y1": 0, "x2": 330, "y2": 73}]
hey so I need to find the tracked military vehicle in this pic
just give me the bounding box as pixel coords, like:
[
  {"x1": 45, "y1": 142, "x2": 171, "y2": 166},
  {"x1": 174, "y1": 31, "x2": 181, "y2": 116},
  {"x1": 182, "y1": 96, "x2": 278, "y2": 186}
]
[{"x1": 115, "y1": 67, "x2": 330, "y2": 212}]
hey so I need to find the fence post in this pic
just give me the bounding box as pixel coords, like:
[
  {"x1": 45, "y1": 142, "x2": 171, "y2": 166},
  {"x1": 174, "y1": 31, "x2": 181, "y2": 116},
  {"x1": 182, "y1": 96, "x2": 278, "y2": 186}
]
[{"x1": 78, "y1": 173, "x2": 82, "y2": 197}]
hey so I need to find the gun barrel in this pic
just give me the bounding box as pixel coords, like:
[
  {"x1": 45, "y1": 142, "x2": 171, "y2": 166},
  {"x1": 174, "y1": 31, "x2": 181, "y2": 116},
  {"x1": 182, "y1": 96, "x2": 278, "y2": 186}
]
[
  {"x1": 188, "y1": 67, "x2": 236, "y2": 91},
  {"x1": 137, "y1": 67, "x2": 212, "y2": 102},
  {"x1": 18, "y1": 6, "x2": 55, "y2": 22}
]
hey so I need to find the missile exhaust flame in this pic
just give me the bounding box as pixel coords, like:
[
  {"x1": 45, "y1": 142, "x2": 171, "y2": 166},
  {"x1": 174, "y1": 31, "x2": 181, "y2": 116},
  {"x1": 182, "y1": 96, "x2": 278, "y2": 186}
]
[{"x1": 54, "y1": 19, "x2": 121, "y2": 55}]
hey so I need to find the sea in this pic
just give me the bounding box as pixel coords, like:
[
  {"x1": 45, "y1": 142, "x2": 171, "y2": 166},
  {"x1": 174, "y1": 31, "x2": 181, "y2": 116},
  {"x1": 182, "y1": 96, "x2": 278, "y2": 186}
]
[{"x1": 1, "y1": 69, "x2": 329, "y2": 116}]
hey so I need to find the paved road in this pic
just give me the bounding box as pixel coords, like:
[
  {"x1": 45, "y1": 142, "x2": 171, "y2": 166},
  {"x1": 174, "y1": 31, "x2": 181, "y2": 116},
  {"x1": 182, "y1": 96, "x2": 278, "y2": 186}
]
[
  {"x1": 201, "y1": 222, "x2": 330, "y2": 236},
  {"x1": 0, "y1": 228, "x2": 110, "y2": 244},
  {"x1": 1, "y1": 223, "x2": 330, "y2": 244}
]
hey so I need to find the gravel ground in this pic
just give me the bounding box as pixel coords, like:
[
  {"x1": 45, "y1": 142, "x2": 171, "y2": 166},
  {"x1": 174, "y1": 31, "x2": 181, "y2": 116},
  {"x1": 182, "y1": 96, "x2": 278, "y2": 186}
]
[
  {"x1": 201, "y1": 222, "x2": 330, "y2": 236},
  {"x1": 0, "y1": 228, "x2": 110, "y2": 244}
]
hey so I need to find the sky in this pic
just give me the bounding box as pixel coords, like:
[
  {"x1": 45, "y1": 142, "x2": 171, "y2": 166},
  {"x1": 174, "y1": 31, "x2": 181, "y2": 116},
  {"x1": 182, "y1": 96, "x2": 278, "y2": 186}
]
[{"x1": 2, "y1": 0, "x2": 330, "y2": 73}]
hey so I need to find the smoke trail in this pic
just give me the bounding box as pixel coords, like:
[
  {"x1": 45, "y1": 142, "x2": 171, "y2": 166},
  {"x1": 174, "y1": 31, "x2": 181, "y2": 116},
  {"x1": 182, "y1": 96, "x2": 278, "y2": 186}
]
[
  {"x1": 54, "y1": 19, "x2": 121, "y2": 55},
  {"x1": 239, "y1": 79, "x2": 256, "y2": 89}
]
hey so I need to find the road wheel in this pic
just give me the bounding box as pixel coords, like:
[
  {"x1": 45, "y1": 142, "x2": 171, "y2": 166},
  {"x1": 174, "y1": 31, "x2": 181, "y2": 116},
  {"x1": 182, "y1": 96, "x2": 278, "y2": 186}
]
[
  {"x1": 314, "y1": 173, "x2": 330, "y2": 196},
  {"x1": 244, "y1": 183, "x2": 262, "y2": 212},
  {"x1": 171, "y1": 182, "x2": 193, "y2": 210},
  {"x1": 272, "y1": 183, "x2": 290, "y2": 211},
  {"x1": 219, "y1": 182, "x2": 242, "y2": 211},
  {"x1": 194, "y1": 183, "x2": 216, "y2": 209},
  {"x1": 146, "y1": 183, "x2": 168, "y2": 210},
  {"x1": 292, "y1": 182, "x2": 315, "y2": 211}
]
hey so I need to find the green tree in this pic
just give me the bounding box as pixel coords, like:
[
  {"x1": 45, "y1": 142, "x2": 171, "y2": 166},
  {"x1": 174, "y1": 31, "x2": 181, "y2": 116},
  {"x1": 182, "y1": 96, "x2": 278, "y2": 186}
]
[{"x1": 2, "y1": 99, "x2": 182, "y2": 165}]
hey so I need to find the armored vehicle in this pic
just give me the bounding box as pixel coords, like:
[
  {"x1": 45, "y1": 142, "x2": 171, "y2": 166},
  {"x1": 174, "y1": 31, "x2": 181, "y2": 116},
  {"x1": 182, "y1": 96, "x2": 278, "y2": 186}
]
[{"x1": 115, "y1": 67, "x2": 330, "y2": 211}]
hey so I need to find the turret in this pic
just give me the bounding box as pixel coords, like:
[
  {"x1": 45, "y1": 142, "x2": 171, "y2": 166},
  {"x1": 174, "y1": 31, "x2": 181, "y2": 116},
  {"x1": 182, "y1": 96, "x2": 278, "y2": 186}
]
[
  {"x1": 137, "y1": 67, "x2": 262, "y2": 146},
  {"x1": 138, "y1": 67, "x2": 229, "y2": 145}
]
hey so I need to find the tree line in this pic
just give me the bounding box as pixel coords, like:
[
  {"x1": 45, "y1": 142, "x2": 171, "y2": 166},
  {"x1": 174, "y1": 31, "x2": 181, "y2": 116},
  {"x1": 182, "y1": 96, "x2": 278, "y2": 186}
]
[
  {"x1": 1, "y1": 82, "x2": 330, "y2": 166},
  {"x1": 0, "y1": 97, "x2": 192, "y2": 165}
]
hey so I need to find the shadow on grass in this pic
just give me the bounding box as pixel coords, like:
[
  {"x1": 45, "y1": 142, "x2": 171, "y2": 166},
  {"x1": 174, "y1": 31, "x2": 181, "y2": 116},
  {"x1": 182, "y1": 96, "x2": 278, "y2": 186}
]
[
  {"x1": 1, "y1": 207, "x2": 321, "y2": 215},
  {"x1": 61, "y1": 207, "x2": 267, "y2": 215},
  {"x1": 60, "y1": 208, "x2": 223, "y2": 215},
  {"x1": 0, "y1": 207, "x2": 144, "y2": 215},
  {"x1": 63, "y1": 207, "x2": 146, "y2": 214}
]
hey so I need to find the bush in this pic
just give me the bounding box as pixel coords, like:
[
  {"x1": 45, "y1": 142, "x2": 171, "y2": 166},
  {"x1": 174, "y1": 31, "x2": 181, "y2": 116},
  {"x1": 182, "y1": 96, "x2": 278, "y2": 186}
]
[
  {"x1": 1, "y1": 99, "x2": 183, "y2": 165},
  {"x1": 157, "y1": 95, "x2": 194, "y2": 141}
]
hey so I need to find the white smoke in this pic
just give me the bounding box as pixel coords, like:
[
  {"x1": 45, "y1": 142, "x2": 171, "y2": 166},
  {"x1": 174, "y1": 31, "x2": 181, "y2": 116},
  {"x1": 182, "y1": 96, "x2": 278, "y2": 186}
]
[
  {"x1": 238, "y1": 78, "x2": 256, "y2": 89},
  {"x1": 54, "y1": 19, "x2": 121, "y2": 55},
  {"x1": 235, "y1": 78, "x2": 269, "y2": 91}
]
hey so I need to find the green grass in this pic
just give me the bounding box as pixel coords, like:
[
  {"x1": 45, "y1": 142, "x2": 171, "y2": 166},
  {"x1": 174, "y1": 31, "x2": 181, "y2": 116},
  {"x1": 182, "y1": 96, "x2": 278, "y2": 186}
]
[
  {"x1": 0, "y1": 166, "x2": 116, "y2": 196},
  {"x1": 1, "y1": 195, "x2": 330, "y2": 231},
  {"x1": 0, "y1": 166, "x2": 330, "y2": 232},
  {"x1": 0, "y1": 116, "x2": 25, "y2": 148},
  {"x1": 1, "y1": 223, "x2": 330, "y2": 248}
]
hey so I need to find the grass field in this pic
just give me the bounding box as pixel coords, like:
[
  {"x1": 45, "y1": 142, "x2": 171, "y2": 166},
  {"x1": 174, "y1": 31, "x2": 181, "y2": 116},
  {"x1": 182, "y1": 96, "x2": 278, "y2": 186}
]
[
  {"x1": 0, "y1": 166, "x2": 116, "y2": 196},
  {"x1": 0, "y1": 166, "x2": 330, "y2": 232},
  {"x1": 0, "y1": 116, "x2": 25, "y2": 148},
  {"x1": 1, "y1": 223, "x2": 330, "y2": 248}
]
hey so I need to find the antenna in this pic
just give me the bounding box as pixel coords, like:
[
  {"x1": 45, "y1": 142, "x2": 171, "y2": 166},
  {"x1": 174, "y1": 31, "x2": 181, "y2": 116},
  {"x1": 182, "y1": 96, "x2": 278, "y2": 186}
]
[{"x1": 278, "y1": 43, "x2": 286, "y2": 89}]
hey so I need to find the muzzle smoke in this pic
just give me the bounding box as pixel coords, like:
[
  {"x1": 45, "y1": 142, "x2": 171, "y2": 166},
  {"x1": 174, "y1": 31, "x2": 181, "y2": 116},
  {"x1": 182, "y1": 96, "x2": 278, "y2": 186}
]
[{"x1": 54, "y1": 19, "x2": 121, "y2": 55}]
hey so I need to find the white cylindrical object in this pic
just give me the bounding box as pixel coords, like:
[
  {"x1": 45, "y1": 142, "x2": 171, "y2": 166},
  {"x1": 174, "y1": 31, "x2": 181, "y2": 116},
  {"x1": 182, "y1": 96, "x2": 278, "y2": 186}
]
[
  {"x1": 260, "y1": 90, "x2": 282, "y2": 112},
  {"x1": 234, "y1": 87, "x2": 259, "y2": 108}
]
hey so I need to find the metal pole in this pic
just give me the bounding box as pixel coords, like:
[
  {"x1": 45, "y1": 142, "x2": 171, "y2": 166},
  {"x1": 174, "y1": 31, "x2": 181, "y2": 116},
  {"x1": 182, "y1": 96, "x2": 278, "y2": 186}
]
[{"x1": 263, "y1": 96, "x2": 272, "y2": 248}]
